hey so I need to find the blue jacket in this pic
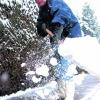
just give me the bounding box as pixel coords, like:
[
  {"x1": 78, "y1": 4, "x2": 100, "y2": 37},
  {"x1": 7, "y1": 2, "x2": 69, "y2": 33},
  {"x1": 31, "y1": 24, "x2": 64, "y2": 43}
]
[
  {"x1": 48, "y1": 0, "x2": 78, "y2": 26},
  {"x1": 37, "y1": 0, "x2": 82, "y2": 37}
]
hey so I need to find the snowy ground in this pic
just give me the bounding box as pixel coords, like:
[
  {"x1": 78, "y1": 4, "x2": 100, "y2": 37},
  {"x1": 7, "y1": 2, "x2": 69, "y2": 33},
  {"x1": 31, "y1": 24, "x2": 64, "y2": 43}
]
[
  {"x1": 0, "y1": 74, "x2": 100, "y2": 100},
  {"x1": 0, "y1": 81, "x2": 59, "y2": 100},
  {"x1": 74, "y1": 74, "x2": 100, "y2": 100}
]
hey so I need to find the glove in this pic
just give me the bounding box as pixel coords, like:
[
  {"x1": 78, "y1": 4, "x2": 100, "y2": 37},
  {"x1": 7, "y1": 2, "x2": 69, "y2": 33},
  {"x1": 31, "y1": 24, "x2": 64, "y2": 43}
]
[{"x1": 50, "y1": 23, "x2": 64, "y2": 46}]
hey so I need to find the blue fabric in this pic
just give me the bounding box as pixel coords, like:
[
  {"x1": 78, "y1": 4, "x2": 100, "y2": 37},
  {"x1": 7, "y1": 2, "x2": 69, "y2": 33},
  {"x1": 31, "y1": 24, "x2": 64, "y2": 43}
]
[
  {"x1": 68, "y1": 22, "x2": 82, "y2": 37},
  {"x1": 48, "y1": 0, "x2": 78, "y2": 25},
  {"x1": 48, "y1": 0, "x2": 82, "y2": 38}
]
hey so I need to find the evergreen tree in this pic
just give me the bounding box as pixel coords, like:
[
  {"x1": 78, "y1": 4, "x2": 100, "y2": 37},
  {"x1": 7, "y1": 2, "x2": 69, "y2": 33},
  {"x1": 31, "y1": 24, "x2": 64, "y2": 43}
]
[
  {"x1": 0, "y1": 0, "x2": 52, "y2": 96},
  {"x1": 81, "y1": 3, "x2": 100, "y2": 39}
]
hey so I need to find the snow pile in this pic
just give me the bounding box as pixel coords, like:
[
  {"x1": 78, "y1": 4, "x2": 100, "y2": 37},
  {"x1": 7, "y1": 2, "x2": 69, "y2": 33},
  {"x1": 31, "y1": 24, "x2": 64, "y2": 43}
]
[
  {"x1": 32, "y1": 76, "x2": 42, "y2": 83},
  {"x1": 50, "y1": 57, "x2": 58, "y2": 66},
  {"x1": 25, "y1": 64, "x2": 50, "y2": 84},
  {"x1": 36, "y1": 64, "x2": 49, "y2": 77},
  {"x1": 80, "y1": 83, "x2": 100, "y2": 100},
  {"x1": 58, "y1": 36, "x2": 100, "y2": 76}
]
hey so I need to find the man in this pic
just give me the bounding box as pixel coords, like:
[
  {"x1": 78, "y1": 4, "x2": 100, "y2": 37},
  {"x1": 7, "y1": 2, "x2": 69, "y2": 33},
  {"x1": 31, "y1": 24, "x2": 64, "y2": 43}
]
[{"x1": 35, "y1": 0, "x2": 82, "y2": 99}]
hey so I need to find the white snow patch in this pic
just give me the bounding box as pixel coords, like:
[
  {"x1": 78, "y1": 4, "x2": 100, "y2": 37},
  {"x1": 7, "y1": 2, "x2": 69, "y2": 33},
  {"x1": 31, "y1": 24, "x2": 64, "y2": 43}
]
[
  {"x1": 32, "y1": 75, "x2": 41, "y2": 83},
  {"x1": 21, "y1": 83, "x2": 25, "y2": 86},
  {"x1": 0, "y1": 0, "x2": 23, "y2": 6},
  {"x1": 21, "y1": 63, "x2": 26, "y2": 67},
  {"x1": 25, "y1": 71, "x2": 35, "y2": 76},
  {"x1": 50, "y1": 57, "x2": 58, "y2": 66},
  {"x1": 74, "y1": 73, "x2": 87, "y2": 85},
  {"x1": 66, "y1": 64, "x2": 77, "y2": 77},
  {"x1": 0, "y1": 18, "x2": 10, "y2": 26},
  {"x1": 36, "y1": 64, "x2": 49, "y2": 77},
  {"x1": 34, "y1": 81, "x2": 58, "y2": 99},
  {"x1": 80, "y1": 83, "x2": 100, "y2": 100}
]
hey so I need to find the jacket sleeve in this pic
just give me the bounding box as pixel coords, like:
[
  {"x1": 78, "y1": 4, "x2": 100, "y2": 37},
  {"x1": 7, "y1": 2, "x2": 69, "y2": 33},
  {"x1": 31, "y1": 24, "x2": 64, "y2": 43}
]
[
  {"x1": 48, "y1": 0, "x2": 78, "y2": 25},
  {"x1": 49, "y1": 22, "x2": 64, "y2": 46},
  {"x1": 49, "y1": 23, "x2": 64, "y2": 40}
]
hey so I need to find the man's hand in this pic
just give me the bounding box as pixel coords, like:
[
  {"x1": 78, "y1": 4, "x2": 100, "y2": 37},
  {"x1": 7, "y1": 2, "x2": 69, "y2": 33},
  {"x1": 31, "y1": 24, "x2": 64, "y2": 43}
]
[{"x1": 49, "y1": 23, "x2": 64, "y2": 45}]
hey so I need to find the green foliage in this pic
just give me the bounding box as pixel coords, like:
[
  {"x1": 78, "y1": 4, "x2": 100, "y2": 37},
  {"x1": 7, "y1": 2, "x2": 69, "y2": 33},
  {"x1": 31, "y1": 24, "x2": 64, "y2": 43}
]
[
  {"x1": 0, "y1": 0, "x2": 40, "y2": 95},
  {"x1": 0, "y1": 48, "x2": 26, "y2": 96},
  {"x1": 0, "y1": 0, "x2": 52, "y2": 96},
  {"x1": 0, "y1": 0, "x2": 38, "y2": 53}
]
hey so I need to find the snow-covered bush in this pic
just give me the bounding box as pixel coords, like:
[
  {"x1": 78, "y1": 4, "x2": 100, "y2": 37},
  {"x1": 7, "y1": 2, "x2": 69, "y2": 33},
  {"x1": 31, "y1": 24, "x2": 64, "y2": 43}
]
[{"x1": 0, "y1": 0, "x2": 54, "y2": 96}]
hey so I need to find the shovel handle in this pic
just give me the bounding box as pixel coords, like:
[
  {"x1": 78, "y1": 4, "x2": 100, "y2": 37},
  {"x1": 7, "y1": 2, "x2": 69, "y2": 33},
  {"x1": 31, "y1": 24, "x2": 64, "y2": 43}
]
[{"x1": 45, "y1": 28, "x2": 54, "y2": 37}]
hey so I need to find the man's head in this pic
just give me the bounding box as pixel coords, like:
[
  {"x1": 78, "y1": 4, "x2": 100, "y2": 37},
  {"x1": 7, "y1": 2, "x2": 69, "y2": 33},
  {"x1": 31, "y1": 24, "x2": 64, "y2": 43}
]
[{"x1": 35, "y1": 0, "x2": 47, "y2": 7}]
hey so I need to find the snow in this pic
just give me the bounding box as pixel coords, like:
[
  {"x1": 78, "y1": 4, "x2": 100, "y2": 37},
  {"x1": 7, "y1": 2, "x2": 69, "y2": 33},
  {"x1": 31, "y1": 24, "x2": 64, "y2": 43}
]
[
  {"x1": 0, "y1": 81, "x2": 58, "y2": 100},
  {"x1": 0, "y1": 0, "x2": 23, "y2": 6},
  {"x1": 73, "y1": 73, "x2": 87, "y2": 85},
  {"x1": 65, "y1": 0, "x2": 100, "y2": 25},
  {"x1": 0, "y1": 18, "x2": 10, "y2": 26},
  {"x1": 50, "y1": 57, "x2": 58, "y2": 66},
  {"x1": 25, "y1": 64, "x2": 49, "y2": 83},
  {"x1": 36, "y1": 64, "x2": 49, "y2": 77},
  {"x1": 21, "y1": 63, "x2": 27, "y2": 67},
  {"x1": 25, "y1": 71, "x2": 35, "y2": 76},
  {"x1": 21, "y1": 83, "x2": 25, "y2": 86},
  {"x1": 58, "y1": 36, "x2": 100, "y2": 77},
  {"x1": 32, "y1": 75, "x2": 41, "y2": 83},
  {"x1": 80, "y1": 83, "x2": 100, "y2": 100},
  {"x1": 66, "y1": 64, "x2": 77, "y2": 77}
]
